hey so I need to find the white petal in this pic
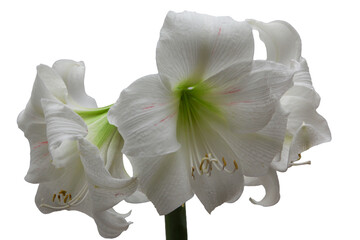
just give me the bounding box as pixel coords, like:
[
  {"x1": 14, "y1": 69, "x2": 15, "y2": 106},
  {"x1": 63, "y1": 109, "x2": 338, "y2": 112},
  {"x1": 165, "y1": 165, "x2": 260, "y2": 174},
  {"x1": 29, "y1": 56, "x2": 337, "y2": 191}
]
[
  {"x1": 281, "y1": 92, "x2": 331, "y2": 137},
  {"x1": 108, "y1": 74, "x2": 180, "y2": 157},
  {"x1": 125, "y1": 191, "x2": 148, "y2": 203},
  {"x1": 246, "y1": 169, "x2": 280, "y2": 206},
  {"x1": 289, "y1": 122, "x2": 331, "y2": 162},
  {"x1": 52, "y1": 60, "x2": 98, "y2": 109},
  {"x1": 207, "y1": 60, "x2": 293, "y2": 133},
  {"x1": 247, "y1": 19, "x2": 301, "y2": 66},
  {"x1": 78, "y1": 139, "x2": 138, "y2": 212},
  {"x1": 284, "y1": 84, "x2": 320, "y2": 109},
  {"x1": 36, "y1": 64, "x2": 68, "y2": 102},
  {"x1": 176, "y1": 108, "x2": 246, "y2": 213},
  {"x1": 271, "y1": 133, "x2": 292, "y2": 172},
  {"x1": 94, "y1": 209, "x2": 132, "y2": 238},
  {"x1": 35, "y1": 159, "x2": 86, "y2": 214},
  {"x1": 157, "y1": 11, "x2": 254, "y2": 87},
  {"x1": 104, "y1": 131, "x2": 129, "y2": 178},
  {"x1": 23, "y1": 123, "x2": 63, "y2": 183},
  {"x1": 41, "y1": 99, "x2": 87, "y2": 167},
  {"x1": 191, "y1": 163, "x2": 244, "y2": 213},
  {"x1": 212, "y1": 104, "x2": 288, "y2": 177},
  {"x1": 99, "y1": 126, "x2": 149, "y2": 203},
  {"x1": 128, "y1": 152, "x2": 193, "y2": 215},
  {"x1": 17, "y1": 64, "x2": 67, "y2": 133}
]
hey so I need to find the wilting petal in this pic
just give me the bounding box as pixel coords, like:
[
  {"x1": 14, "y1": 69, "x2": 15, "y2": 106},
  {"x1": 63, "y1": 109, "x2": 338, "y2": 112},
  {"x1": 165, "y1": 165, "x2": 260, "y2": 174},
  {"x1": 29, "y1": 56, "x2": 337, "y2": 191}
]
[
  {"x1": 247, "y1": 19, "x2": 301, "y2": 66},
  {"x1": 78, "y1": 139, "x2": 138, "y2": 212},
  {"x1": 108, "y1": 74, "x2": 180, "y2": 157},
  {"x1": 41, "y1": 99, "x2": 87, "y2": 167},
  {"x1": 24, "y1": 123, "x2": 63, "y2": 183},
  {"x1": 245, "y1": 169, "x2": 280, "y2": 206},
  {"x1": 128, "y1": 152, "x2": 193, "y2": 215},
  {"x1": 157, "y1": 11, "x2": 254, "y2": 87},
  {"x1": 52, "y1": 60, "x2": 98, "y2": 109}
]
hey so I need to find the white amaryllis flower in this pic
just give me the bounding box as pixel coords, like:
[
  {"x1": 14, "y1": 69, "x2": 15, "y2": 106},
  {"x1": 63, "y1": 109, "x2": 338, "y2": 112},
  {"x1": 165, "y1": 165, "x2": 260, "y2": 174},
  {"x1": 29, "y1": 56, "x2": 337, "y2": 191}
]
[
  {"x1": 244, "y1": 20, "x2": 331, "y2": 206},
  {"x1": 108, "y1": 11, "x2": 294, "y2": 214},
  {"x1": 17, "y1": 60, "x2": 141, "y2": 238}
]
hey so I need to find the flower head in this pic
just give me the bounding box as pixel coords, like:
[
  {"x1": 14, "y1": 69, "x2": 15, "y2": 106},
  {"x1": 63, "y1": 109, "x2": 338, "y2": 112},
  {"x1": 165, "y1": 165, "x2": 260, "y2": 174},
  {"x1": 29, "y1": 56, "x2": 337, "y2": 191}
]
[
  {"x1": 17, "y1": 60, "x2": 142, "y2": 238},
  {"x1": 244, "y1": 20, "x2": 331, "y2": 206},
  {"x1": 108, "y1": 11, "x2": 294, "y2": 214}
]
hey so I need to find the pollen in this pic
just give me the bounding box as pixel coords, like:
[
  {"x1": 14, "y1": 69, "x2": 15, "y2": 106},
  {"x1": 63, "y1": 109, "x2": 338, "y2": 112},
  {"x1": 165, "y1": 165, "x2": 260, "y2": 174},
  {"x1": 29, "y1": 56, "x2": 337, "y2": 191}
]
[
  {"x1": 59, "y1": 190, "x2": 67, "y2": 196},
  {"x1": 233, "y1": 160, "x2": 238, "y2": 170},
  {"x1": 40, "y1": 186, "x2": 88, "y2": 211},
  {"x1": 191, "y1": 167, "x2": 195, "y2": 179}
]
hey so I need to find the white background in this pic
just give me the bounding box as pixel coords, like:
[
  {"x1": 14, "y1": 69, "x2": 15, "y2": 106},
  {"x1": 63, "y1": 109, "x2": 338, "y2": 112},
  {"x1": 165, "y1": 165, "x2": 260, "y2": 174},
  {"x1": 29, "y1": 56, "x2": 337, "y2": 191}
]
[{"x1": 1, "y1": 0, "x2": 359, "y2": 239}]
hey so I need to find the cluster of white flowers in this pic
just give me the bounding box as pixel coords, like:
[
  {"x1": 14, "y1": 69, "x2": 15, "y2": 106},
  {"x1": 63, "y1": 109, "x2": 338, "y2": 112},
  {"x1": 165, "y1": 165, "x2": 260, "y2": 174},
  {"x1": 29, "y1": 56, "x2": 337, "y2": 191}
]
[{"x1": 18, "y1": 11, "x2": 330, "y2": 238}]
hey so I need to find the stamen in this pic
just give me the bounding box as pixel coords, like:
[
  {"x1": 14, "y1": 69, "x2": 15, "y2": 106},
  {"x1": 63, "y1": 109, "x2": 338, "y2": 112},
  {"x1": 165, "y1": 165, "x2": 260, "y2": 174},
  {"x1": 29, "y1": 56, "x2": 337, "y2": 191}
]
[
  {"x1": 290, "y1": 160, "x2": 311, "y2": 167},
  {"x1": 59, "y1": 190, "x2": 67, "y2": 196},
  {"x1": 193, "y1": 153, "x2": 239, "y2": 178},
  {"x1": 298, "y1": 154, "x2": 302, "y2": 160},
  {"x1": 40, "y1": 184, "x2": 89, "y2": 210},
  {"x1": 222, "y1": 157, "x2": 227, "y2": 170},
  {"x1": 234, "y1": 160, "x2": 239, "y2": 172},
  {"x1": 199, "y1": 159, "x2": 205, "y2": 174},
  {"x1": 64, "y1": 195, "x2": 69, "y2": 203}
]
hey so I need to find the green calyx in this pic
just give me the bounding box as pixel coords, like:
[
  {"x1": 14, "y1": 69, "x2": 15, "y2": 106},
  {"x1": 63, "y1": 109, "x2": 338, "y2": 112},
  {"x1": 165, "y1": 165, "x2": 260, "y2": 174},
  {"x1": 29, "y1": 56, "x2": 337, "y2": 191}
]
[
  {"x1": 75, "y1": 104, "x2": 117, "y2": 149},
  {"x1": 175, "y1": 79, "x2": 224, "y2": 132}
]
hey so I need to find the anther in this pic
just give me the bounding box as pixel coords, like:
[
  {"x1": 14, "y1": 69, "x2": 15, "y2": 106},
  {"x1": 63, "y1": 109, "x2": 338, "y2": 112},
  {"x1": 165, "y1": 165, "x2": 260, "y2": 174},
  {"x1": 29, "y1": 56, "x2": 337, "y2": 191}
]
[
  {"x1": 59, "y1": 190, "x2": 67, "y2": 196},
  {"x1": 222, "y1": 157, "x2": 227, "y2": 170},
  {"x1": 191, "y1": 167, "x2": 195, "y2": 179},
  {"x1": 233, "y1": 160, "x2": 238, "y2": 170},
  {"x1": 40, "y1": 185, "x2": 88, "y2": 210},
  {"x1": 199, "y1": 160, "x2": 205, "y2": 173},
  {"x1": 298, "y1": 154, "x2": 302, "y2": 160}
]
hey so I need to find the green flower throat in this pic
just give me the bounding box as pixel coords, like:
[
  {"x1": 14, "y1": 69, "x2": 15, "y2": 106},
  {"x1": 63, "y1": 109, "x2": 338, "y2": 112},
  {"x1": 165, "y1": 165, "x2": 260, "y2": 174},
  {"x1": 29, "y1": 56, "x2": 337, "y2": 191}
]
[
  {"x1": 75, "y1": 105, "x2": 117, "y2": 149},
  {"x1": 175, "y1": 79, "x2": 224, "y2": 133}
]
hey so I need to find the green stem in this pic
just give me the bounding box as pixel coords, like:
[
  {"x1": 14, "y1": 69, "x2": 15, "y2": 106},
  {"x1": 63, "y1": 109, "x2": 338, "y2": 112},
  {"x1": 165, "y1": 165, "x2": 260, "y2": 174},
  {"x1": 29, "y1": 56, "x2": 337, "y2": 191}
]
[{"x1": 165, "y1": 204, "x2": 188, "y2": 240}]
